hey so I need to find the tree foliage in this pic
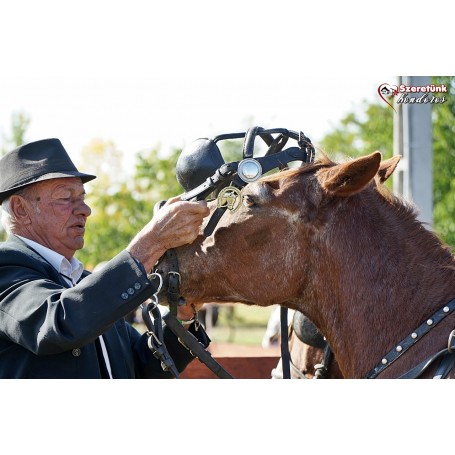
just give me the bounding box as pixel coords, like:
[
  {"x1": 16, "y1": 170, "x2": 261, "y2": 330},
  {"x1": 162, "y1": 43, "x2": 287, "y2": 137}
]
[
  {"x1": 319, "y1": 101, "x2": 394, "y2": 161},
  {"x1": 0, "y1": 111, "x2": 31, "y2": 240},
  {"x1": 432, "y1": 76, "x2": 455, "y2": 246},
  {"x1": 1, "y1": 111, "x2": 30, "y2": 156},
  {"x1": 318, "y1": 79, "x2": 455, "y2": 247},
  {"x1": 75, "y1": 141, "x2": 183, "y2": 269}
]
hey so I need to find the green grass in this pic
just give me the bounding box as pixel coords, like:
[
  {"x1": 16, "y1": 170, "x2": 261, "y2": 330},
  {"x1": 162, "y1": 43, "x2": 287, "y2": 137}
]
[
  {"x1": 209, "y1": 303, "x2": 274, "y2": 345},
  {"x1": 135, "y1": 303, "x2": 276, "y2": 346}
]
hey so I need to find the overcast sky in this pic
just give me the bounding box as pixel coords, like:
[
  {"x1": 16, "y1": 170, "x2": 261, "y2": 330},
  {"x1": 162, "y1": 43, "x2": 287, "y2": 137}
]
[
  {"x1": 0, "y1": 75, "x2": 393, "y2": 161},
  {"x1": 1, "y1": 1, "x2": 445, "y2": 166}
]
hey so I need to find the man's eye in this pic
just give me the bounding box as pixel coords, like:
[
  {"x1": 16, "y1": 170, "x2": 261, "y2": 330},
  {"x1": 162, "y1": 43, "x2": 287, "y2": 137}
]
[{"x1": 242, "y1": 194, "x2": 256, "y2": 208}]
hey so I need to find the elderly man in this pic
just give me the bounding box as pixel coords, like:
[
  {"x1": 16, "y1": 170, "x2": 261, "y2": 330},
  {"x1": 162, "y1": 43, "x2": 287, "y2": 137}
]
[{"x1": 0, "y1": 138, "x2": 210, "y2": 379}]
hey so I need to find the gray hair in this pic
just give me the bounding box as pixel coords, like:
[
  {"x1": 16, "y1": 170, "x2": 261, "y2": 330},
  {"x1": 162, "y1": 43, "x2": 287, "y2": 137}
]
[
  {"x1": 0, "y1": 186, "x2": 37, "y2": 234},
  {"x1": 1, "y1": 198, "x2": 13, "y2": 233}
]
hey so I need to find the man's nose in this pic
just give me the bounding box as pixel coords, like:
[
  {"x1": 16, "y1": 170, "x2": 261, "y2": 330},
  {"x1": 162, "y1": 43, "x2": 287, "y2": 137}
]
[{"x1": 75, "y1": 200, "x2": 92, "y2": 217}]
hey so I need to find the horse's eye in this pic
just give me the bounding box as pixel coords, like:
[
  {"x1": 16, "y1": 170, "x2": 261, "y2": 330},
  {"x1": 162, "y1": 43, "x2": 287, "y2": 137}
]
[{"x1": 242, "y1": 194, "x2": 256, "y2": 208}]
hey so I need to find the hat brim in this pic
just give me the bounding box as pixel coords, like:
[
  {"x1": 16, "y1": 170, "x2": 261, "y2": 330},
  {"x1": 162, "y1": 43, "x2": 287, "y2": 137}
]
[{"x1": 0, "y1": 171, "x2": 96, "y2": 203}]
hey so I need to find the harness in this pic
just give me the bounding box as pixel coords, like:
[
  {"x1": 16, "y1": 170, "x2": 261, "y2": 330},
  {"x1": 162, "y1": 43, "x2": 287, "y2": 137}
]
[
  {"x1": 365, "y1": 298, "x2": 455, "y2": 379},
  {"x1": 285, "y1": 300, "x2": 455, "y2": 379}
]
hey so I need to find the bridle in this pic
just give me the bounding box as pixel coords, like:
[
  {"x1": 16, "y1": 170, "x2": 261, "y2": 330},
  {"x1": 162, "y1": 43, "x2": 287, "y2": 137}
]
[
  {"x1": 179, "y1": 126, "x2": 315, "y2": 236},
  {"x1": 144, "y1": 126, "x2": 315, "y2": 379}
]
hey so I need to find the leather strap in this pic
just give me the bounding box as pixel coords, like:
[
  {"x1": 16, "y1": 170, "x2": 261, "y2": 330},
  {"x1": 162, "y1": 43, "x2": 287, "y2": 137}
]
[
  {"x1": 242, "y1": 126, "x2": 262, "y2": 159},
  {"x1": 164, "y1": 249, "x2": 181, "y2": 317},
  {"x1": 314, "y1": 345, "x2": 334, "y2": 379},
  {"x1": 142, "y1": 300, "x2": 180, "y2": 378},
  {"x1": 203, "y1": 206, "x2": 227, "y2": 237},
  {"x1": 163, "y1": 313, "x2": 234, "y2": 379},
  {"x1": 280, "y1": 306, "x2": 291, "y2": 379},
  {"x1": 365, "y1": 298, "x2": 455, "y2": 378},
  {"x1": 398, "y1": 348, "x2": 452, "y2": 379},
  {"x1": 433, "y1": 352, "x2": 455, "y2": 379}
]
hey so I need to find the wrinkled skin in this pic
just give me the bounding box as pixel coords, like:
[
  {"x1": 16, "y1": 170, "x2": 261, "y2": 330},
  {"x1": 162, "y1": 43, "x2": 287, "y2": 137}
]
[{"x1": 159, "y1": 153, "x2": 455, "y2": 378}]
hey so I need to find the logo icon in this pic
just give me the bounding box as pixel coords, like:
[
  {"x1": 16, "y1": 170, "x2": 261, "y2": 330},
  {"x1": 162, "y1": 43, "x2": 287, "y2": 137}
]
[{"x1": 378, "y1": 83, "x2": 398, "y2": 112}]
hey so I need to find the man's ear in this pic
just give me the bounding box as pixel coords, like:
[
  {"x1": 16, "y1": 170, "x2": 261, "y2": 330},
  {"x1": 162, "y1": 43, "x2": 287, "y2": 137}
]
[{"x1": 9, "y1": 195, "x2": 32, "y2": 225}]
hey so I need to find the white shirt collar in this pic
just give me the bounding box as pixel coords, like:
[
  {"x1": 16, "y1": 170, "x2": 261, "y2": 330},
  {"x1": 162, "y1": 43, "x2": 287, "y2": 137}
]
[{"x1": 16, "y1": 235, "x2": 84, "y2": 285}]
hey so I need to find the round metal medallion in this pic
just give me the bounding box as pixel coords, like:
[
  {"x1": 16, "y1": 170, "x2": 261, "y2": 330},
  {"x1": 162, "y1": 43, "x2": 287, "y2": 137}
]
[{"x1": 237, "y1": 158, "x2": 262, "y2": 183}]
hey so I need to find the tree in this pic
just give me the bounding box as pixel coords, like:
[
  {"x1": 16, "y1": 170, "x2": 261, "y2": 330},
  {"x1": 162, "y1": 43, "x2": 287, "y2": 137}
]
[
  {"x1": 319, "y1": 101, "x2": 394, "y2": 162},
  {"x1": 318, "y1": 78, "x2": 455, "y2": 247},
  {"x1": 432, "y1": 76, "x2": 455, "y2": 247},
  {"x1": 76, "y1": 142, "x2": 184, "y2": 269},
  {"x1": 0, "y1": 111, "x2": 31, "y2": 240},
  {"x1": 134, "y1": 147, "x2": 183, "y2": 201},
  {"x1": 1, "y1": 111, "x2": 30, "y2": 156}
]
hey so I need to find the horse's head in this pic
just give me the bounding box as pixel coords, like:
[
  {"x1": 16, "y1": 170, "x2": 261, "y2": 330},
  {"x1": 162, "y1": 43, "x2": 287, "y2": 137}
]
[{"x1": 160, "y1": 151, "x2": 400, "y2": 311}]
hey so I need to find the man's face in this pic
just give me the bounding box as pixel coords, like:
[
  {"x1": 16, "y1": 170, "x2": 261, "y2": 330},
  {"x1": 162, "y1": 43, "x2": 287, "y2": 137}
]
[{"x1": 20, "y1": 178, "x2": 91, "y2": 259}]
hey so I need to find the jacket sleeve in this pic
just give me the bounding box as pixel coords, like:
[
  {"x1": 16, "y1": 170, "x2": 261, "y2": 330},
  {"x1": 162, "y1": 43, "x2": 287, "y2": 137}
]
[{"x1": 0, "y1": 246, "x2": 158, "y2": 355}]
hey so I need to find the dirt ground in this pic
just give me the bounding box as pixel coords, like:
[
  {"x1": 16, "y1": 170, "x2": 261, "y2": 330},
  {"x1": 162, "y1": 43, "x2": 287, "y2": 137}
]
[
  {"x1": 208, "y1": 342, "x2": 281, "y2": 357},
  {"x1": 179, "y1": 342, "x2": 281, "y2": 379}
]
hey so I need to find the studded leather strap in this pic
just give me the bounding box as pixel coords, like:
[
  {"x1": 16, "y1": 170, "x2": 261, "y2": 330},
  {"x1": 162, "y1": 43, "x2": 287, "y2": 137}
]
[{"x1": 365, "y1": 297, "x2": 455, "y2": 379}]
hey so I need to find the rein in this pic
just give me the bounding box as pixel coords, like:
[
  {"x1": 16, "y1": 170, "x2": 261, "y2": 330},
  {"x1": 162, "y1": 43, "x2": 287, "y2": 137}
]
[
  {"x1": 148, "y1": 250, "x2": 234, "y2": 379},
  {"x1": 365, "y1": 298, "x2": 455, "y2": 379}
]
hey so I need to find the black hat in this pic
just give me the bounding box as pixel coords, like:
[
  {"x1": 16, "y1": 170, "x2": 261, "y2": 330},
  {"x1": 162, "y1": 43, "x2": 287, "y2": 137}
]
[{"x1": 0, "y1": 138, "x2": 96, "y2": 203}]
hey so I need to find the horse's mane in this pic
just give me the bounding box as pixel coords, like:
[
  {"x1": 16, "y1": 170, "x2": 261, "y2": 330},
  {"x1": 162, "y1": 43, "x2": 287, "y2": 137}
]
[
  {"x1": 260, "y1": 152, "x2": 335, "y2": 183},
  {"x1": 259, "y1": 152, "x2": 455, "y2": 262},
  {"x1": 261, "y1": 152, "x2": 421, "y2": 222}
]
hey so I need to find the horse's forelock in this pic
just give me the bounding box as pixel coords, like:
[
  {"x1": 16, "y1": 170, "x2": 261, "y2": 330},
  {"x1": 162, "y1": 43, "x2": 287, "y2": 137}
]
[{"x1": 259, "y1": 154, "x2": 335, "y2": 184}]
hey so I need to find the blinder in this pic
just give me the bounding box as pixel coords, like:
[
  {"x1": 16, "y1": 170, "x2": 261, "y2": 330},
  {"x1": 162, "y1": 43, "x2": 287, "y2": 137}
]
[
  {"x1": 292, "y1": 311, "x2": 327, "y2": 350},
  {"x1": 174, "y1": 126, "x2": 315, "y2": 236}
]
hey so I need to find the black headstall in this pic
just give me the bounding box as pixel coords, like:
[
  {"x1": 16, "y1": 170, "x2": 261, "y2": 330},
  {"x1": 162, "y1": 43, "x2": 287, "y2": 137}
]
[{"x1": 176, "y1": 126, "x2": 315, "y2": 236}]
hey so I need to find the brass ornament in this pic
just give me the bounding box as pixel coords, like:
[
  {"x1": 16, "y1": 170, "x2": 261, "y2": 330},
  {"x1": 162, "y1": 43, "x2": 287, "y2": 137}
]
[{"x1": 217, "y1": 186, "x2": 243, "y2": 212}]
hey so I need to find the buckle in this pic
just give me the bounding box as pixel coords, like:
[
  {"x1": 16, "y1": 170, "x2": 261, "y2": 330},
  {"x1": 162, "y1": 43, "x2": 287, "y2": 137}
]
[{"x1": 448, "y1": 329, "x2": 455, "y2": 353}]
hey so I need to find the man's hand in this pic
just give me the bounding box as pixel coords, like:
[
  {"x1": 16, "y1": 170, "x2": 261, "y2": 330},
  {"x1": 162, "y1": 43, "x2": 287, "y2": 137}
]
[{"x1": 126, "y1": 196, "x2": 209, "y2": 272}]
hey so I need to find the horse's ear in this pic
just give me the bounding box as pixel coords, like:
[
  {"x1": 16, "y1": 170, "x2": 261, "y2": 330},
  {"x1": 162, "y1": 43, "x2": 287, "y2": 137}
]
[
  {"x1": 321, "y1": 152, "x2": 382, "y2": 197},
  {"x1": 377, "y1": 154, "x2": 401, "y2": 183}
]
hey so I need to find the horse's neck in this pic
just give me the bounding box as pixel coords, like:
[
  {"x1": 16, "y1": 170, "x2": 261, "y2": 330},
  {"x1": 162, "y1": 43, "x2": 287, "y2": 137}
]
[{"x1": 301, "y1": 196, "x2": 455, "y2": 378}]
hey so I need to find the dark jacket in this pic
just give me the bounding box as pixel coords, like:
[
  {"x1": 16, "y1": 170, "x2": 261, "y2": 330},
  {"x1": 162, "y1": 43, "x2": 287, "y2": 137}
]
[{"x1": 0, "y1": 235, "x2": 202, "y2": 379}]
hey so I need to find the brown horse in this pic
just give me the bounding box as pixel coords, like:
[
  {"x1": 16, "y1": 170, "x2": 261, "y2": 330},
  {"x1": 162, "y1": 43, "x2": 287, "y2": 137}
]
[{"x1": 159, "y1": 151, "x2": 455, "y2": 378}]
